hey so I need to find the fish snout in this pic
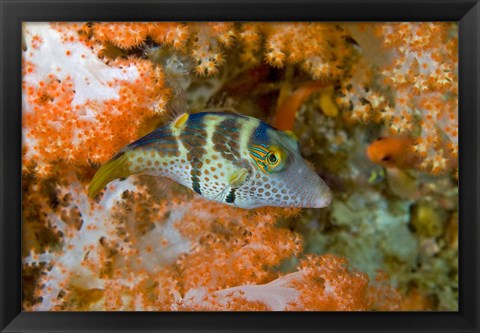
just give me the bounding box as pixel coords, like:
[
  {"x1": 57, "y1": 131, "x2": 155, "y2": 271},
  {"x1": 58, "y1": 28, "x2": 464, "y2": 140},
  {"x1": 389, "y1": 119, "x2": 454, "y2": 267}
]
[
  {"x1": 303, "y1": 162, "x2": 333, "y2": 208},
  {"x1": 312, "y1": 182, "x2": 332, "y2": 208},
  {"x1": 288, "y1": 164, "x2": 333, "y2": 208}
]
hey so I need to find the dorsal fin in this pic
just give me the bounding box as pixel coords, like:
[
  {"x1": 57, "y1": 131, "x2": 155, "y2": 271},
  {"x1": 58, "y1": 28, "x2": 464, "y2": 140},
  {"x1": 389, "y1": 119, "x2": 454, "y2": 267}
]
[
  {"x1": 201, "y1": 106, "x2": 241, "y2": 115},
  {"x1": 172, "y1": 113, "x2": 189, "y2": 129},
  {"x1": 126, "y1": 126, "x2": 174, "y2": 149}
]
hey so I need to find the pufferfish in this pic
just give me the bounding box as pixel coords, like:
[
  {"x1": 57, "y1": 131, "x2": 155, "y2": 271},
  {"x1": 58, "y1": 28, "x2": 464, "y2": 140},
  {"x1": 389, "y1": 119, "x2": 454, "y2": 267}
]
[{"x1": 88, "y1": 112, "x2": 332, "y2": 209}]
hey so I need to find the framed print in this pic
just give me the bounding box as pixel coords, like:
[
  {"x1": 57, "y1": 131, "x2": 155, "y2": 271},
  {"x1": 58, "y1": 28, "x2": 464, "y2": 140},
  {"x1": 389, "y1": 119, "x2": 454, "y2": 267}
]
[{"x1": 1, "y1": 0, "x2": 479, "y2": 332}]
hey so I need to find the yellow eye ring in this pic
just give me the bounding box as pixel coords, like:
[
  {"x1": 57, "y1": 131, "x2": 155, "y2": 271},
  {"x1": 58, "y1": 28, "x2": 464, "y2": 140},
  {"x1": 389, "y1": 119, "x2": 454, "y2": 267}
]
[
  {"x1": 266, "y1": 147, "x2": 285, "y2": 171},
  {"x1": 267, "y1": 152, "x2": 280, "y2": 165}
]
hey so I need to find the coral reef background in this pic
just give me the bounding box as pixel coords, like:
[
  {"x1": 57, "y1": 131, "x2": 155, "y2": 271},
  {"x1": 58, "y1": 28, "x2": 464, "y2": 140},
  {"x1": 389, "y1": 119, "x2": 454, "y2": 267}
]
[{"x1": 22, "y1": 22, "x2": 458, "y2": 311}]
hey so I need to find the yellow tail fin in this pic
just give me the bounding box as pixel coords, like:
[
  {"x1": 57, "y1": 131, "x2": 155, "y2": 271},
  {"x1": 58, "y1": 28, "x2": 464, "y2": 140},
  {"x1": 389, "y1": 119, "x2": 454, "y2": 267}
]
[{"x1": 88, "y1": 153, "x2": 131, "y2": 199}]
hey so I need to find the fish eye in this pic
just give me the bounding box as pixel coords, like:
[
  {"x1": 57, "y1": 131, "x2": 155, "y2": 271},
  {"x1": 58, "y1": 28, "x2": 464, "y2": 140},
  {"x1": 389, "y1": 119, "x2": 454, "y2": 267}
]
[
  {"x1": 381, "y1": 154, "x2": 393, "y2": 162},
  {"x1": 267, "y1": 152, "x2": 278, "y2": 164},
  {"x1": 265, "y1": 147, "x2": 285, "y2": 172}
]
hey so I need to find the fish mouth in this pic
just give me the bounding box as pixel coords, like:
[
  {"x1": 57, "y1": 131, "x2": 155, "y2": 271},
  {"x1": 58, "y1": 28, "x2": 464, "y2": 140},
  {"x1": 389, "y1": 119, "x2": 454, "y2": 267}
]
[
  {"x1": 299, "y1": 179, "x2": 332, "y2": 208},
  {"x1": 311, "y1": 186, "x2": 332, "y2": 208},
  {"x1": 284, "y1": 161, "x2": 333, "y2": 208}
]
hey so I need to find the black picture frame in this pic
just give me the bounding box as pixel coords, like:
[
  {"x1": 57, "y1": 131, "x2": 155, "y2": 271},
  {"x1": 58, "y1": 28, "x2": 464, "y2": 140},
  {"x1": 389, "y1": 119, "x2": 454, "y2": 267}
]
[{"x1": 1, "y1": 0, "x2": 479, "y2": 332}]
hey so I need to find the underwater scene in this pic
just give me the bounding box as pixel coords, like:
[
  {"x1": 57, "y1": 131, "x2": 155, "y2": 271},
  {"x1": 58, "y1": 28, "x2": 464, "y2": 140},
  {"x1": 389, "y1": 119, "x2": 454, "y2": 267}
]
[{"x1": 22, "y1": 22, "x2": 458, "y2": 311}]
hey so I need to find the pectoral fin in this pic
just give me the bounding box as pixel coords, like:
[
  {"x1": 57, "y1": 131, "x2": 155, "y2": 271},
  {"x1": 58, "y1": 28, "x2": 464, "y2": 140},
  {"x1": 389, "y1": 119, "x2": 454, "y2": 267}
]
[
  {"x1": 229, "y1": 168, "x2": 252, "y2": 189},
  {"x1": 213, "y1": 168, "x2": 252, "y2": 204}
]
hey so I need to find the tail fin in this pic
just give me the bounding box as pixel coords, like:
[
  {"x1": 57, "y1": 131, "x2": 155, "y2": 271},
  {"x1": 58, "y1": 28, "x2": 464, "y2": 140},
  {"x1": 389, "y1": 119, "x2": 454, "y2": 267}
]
[{"x1": 88, "y1": 153, "x2": 131, "y2": 199}]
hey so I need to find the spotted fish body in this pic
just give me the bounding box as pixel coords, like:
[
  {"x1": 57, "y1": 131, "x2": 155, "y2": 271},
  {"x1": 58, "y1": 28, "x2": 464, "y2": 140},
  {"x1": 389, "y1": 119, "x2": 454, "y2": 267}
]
[{"x1": 88, "y1": 112, "x2": 332, "y2": 209}]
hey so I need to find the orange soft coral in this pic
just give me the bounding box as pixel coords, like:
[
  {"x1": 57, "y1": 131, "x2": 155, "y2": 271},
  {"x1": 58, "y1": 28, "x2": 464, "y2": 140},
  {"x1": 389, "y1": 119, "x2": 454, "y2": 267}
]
[
  {"x1": 148, "y1": 23, "x2": 189, "y2": 50},
  {"x1": 288, "y1": 255, "x2": 401, "y2": 311},
  {"x1": 237, "y1": 23, "x2": 262, "y2": 64},
  {"x1": 22, "y1": 22, "x2": 411, "y2": 312},
  {"x1": 22, "y1": 23, "x2": 171, "y2": 177},
  {"x1": 22, "y1": 169, "x2": 401, "y2": 311},
  {"x1": 260, "y1": 23, "x2": 350, "y2": 79},
  {"x1": 93, "y1": 22, "x2": 150, "y2": 49},
  {"x1": 188, "y1": 23, "x2": 232, "y2": 76},
  {"x1": 338, "y1": 22, "x2": 458, "y2": 175},
  {"x1": 179, "y1": 254, "x2": 400, "y2": 311},
  {"x1": 93, "y1": 22, "x2": 189, "y2": 51},
  {"x1": 174, "y1": 203, "x2": 303, "y2": 291},
  {"x1": 87, "y1": 22, "x2": 353, "y2": 79},
  {"x1": 90, "y1": 22, "x2": 233, "y2": 76}
]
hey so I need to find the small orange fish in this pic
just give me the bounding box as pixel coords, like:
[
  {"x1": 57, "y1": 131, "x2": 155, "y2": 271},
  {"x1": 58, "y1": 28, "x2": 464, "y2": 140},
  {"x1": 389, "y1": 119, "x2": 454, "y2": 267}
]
[
  {"x1": 367, "y1": 136, "x2": 423, "y2": 198},
  {"x1": 366, "y1": 137, "x2": 422, "y2": 170}
]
